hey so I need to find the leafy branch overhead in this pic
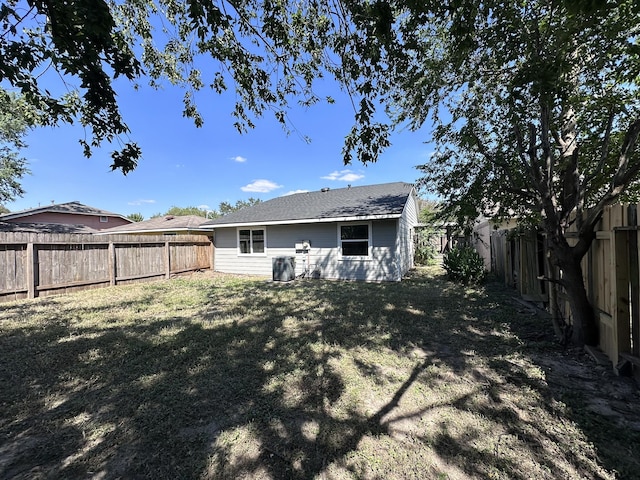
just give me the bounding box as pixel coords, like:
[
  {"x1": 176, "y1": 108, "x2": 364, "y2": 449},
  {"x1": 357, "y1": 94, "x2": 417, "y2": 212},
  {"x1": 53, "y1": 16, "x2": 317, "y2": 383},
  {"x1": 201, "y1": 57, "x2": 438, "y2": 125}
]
[
  {"x1": 0, "y1": 0, "x2": 438, "y2": 172},
  {"x1": 0, "y1": 0, "x2": 342, "y2": 172}
]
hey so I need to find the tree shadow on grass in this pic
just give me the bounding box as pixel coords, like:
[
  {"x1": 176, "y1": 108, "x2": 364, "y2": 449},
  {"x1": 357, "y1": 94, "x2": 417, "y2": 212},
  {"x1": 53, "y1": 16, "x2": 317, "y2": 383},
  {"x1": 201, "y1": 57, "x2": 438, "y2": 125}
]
[{"x1": 0, "y1": 268, "x2": 631, "y2": 479}]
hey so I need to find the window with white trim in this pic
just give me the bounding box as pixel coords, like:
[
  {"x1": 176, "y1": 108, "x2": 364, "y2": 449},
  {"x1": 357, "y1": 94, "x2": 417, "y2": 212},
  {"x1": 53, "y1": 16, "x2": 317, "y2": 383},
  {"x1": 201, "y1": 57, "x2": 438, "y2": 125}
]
[
  {"x1": 339, "y1": 223, "x2": 370, "y2": 258},
  {"x1": 99, "y1": 216, "x2": 108, "y2": 223},
  {"x1": 238, "y1": 228, "x2": 265, "y2": 254}
]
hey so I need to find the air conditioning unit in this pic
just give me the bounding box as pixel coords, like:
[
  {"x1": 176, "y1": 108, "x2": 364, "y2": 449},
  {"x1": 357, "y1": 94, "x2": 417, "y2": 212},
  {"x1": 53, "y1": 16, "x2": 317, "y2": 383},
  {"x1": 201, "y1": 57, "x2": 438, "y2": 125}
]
[{"x1": 273, "y1": 256, "x2": 296, "y2": 282}]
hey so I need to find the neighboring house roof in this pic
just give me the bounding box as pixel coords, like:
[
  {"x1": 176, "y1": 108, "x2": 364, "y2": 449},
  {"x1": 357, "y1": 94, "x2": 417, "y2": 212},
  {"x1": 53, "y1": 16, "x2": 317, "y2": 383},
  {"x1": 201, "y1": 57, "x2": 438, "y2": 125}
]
[
  {"x1": 96, "y1": 215, "x2": 212, "y2": 235},
  {"x1": 0, "y1": 201, "x2": 132, "y2": 222},
  {"x1": 203, "y1": 182, "x2": 415, "y2": 228},
  {"x1": 0, "y1": 221, "x2": 97, "y2": 234}
]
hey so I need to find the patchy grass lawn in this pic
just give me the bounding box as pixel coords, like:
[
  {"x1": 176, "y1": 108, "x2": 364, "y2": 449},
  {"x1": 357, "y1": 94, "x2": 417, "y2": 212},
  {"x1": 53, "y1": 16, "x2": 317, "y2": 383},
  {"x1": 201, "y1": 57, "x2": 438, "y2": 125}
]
[{"x1": 1, "y1": 265, "x2": 640, "y2": 479}]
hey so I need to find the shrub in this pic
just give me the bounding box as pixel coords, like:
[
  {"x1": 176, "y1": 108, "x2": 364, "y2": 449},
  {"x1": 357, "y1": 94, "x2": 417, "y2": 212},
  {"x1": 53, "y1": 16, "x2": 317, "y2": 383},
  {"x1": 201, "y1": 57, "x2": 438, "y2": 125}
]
[
  {"x1": 415, "y1": 242, "x2": 438, "y2": 265},
  {"x1": 443, "y1": 246, "x2": 486, "y2": 284},
  {"x1": 414, "y1": 228, "x2": 439, "y2": 265}
]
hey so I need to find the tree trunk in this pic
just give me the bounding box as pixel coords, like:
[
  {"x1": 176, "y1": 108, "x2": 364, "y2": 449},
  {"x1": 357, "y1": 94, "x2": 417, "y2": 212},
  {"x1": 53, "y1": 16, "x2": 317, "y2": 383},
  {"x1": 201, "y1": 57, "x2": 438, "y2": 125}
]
[
  {"x1": 552, "y1": 247, "x2": 598, "y2": 346},
  {"x1": 545, "y1": 250, "x2": 563, "y2": 339}
]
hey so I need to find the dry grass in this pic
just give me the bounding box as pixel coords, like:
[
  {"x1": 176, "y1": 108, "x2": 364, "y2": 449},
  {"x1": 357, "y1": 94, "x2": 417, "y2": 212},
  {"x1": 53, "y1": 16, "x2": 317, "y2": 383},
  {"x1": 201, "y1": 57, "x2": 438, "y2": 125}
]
[{"x1": 1, "y1": 265, "x2": 639, "y2": 479}]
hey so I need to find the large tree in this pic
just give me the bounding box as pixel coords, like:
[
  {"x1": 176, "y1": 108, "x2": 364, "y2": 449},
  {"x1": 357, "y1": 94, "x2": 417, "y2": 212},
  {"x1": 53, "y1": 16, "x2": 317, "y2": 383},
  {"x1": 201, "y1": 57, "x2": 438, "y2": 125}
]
[{"x1": 346, "y1": 0, "x2": 640, "y2": 346}]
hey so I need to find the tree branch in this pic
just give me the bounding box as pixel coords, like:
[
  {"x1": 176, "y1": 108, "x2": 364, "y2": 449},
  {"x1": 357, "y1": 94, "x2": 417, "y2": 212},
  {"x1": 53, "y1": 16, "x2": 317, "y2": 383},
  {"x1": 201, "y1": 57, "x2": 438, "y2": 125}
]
[
  {"x1": 0, "y1": 5, "x2": 36, "y2": 40},
  {"x1": 513, "y1": 120, "x2": 543, "y2": 190},
  {"x1": 469, "y1": 130, "x2": 539, "y2": 205},
  {"x1": 613, "y1": 118, "x2": 640, "y2": 187},
  {"x1": 582, "y1": 118, "x2": 640, "y2": 235}
]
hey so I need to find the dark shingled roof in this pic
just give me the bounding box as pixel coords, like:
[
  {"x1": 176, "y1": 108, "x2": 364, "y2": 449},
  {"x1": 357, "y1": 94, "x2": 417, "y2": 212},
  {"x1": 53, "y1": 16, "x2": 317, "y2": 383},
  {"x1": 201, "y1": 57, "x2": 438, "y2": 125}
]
[
  {"x1": 98, "y1": 215, "x2": 211, "y2": 234},
  {"x1": 204, "y1": 182, "x2": 414, "y2": 226},
  {"x1": 0, "y1": 221, "x2": 97, "y2": 234},
  {"x1": 0, "y1": 201, "x2": 131, "y2": 222}
]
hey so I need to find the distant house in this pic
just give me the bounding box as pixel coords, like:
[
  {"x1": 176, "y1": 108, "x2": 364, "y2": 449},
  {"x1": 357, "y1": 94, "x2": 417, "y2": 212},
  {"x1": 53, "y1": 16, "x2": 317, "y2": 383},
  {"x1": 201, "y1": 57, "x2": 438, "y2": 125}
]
[
  {"x1": 97, "y1": 215, "x2": 213, "y2": 236},
  {"x1": 0, "y1": 201, "x2": 132, "y2": 231},
  {"x1": 202, "y1": 182, "x2": 419, "y2": 281},
  {"x1": 0, "y1": 221, "x2": 97, "y2": 234}
]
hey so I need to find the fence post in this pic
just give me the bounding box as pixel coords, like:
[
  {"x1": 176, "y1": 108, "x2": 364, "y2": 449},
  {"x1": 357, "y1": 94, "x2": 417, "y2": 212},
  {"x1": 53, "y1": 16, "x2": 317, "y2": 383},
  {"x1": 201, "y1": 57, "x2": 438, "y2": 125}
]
[
  {"x1": 108, "y1": 242, "x2": 116, "y2": 286},
  {"x1": 210, "y1": 235, "x2": 215, "y2": 270},
  {"x1": 26, "y1": 242, "x2": 36, "y2": 299},
  {"x1": 165, "y1": 241, "x2": 171, "y2": 279},
  {"x1": 628, "y1": 205, "x2": 640, "y2": 357}
]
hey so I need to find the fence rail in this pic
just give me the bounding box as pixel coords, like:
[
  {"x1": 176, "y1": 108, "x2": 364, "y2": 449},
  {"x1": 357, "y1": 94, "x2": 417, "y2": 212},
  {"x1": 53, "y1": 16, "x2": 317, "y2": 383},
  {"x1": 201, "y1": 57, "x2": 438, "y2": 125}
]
[{"x1": 0, "y1": 232, "x2": 213, "y2": 302}]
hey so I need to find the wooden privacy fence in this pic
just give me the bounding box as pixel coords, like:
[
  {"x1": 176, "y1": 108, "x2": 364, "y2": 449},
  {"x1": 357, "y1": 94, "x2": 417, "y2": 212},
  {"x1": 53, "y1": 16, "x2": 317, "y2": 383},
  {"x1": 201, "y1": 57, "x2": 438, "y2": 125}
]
[
  {"x1": 0, "y1": 232, "x2": 213, "y2": 302},
  {"x1": 490, "y1": 204, "x2": 640, "y2": 371},
  {"x1": 490, "y1": 228, "x2": 547, "y2": 303}
]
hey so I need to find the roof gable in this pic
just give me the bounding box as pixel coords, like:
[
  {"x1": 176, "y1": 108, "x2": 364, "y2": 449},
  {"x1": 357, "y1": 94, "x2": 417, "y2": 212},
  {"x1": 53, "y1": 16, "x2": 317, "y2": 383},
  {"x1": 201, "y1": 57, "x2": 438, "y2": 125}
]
[{"x1": 204, "y1": 182, "x2": 414, "y2": 227}]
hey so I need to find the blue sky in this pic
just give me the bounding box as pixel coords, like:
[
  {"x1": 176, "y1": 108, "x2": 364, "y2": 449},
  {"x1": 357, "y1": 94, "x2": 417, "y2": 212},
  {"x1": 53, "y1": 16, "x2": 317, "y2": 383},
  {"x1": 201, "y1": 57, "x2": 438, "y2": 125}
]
[{"x1": 7, "y1": 76, "x2": 433, "y2": 219}]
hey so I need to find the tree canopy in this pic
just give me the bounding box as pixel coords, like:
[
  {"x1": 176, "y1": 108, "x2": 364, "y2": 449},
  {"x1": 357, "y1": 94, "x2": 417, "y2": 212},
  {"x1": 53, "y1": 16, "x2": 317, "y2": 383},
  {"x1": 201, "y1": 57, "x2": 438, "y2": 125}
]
[
  {"x1": 0, "y1": 89, "x2": 38, "y2": 203},
  {"x1": 152, "y1": 206, "x2": 213, "y2": 218},
  {"x1": 126, "y1": 212, "x2": 144, "y2": 222},
  {"x1": 219, "y1": 197, "x2": 261, "y2": 215},
  {"x1": 152, "y1": 198, "x2": 261, "y2": 218}
]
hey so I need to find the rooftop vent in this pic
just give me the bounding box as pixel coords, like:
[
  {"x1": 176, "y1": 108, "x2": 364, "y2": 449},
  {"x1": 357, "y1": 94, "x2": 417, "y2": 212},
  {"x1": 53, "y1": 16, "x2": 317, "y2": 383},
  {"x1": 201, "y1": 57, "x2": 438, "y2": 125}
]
[{"x1": 321, "y1": 187, "x2": 330, "y2": 192}]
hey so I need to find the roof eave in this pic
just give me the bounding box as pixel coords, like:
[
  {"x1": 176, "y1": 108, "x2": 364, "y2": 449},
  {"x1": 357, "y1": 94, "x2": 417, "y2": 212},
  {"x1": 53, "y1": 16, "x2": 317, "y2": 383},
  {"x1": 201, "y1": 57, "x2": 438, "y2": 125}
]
[
  {"x1": 95, "y1": 226, "x2": 214, "y2": 235},
  {"x1": 200, "y1": 214, "x2": 402, "y2": 229}
]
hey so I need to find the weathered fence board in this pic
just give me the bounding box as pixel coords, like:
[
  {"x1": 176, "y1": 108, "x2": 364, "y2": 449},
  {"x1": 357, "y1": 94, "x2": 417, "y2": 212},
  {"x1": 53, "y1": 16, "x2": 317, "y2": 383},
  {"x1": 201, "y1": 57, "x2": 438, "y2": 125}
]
[
  {"x1": 0, "y1": 244, "x2": 26, "y2": 295},
  {"x1": 0, "y1": 232, "x2": 213, "y2": 302}
]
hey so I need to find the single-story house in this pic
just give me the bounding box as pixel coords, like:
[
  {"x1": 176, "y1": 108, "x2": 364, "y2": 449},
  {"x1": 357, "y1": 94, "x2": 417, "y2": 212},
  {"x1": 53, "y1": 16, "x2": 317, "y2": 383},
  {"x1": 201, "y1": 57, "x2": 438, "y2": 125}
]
[
  {"x1": 97, "y1": 215, "x2": 213, "y2": 236},
  {"x1": 202, "y1": 182, "x2": 419, "y2": 281},
  {"x1": 0, "y1": 201, "x2": 132, "y2": 231}
]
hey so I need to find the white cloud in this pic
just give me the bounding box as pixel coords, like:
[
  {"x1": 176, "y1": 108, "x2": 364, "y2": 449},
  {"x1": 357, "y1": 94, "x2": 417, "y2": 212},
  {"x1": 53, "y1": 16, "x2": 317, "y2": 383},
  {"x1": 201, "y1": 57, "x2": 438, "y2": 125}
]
[
  {"x1": 340, "y1": 172, "x2": 366, "y2": 182},
  {"x1": 241, "y1": 179, "x2": 283, "y2": 193},
  {"x1": 321, "y1": 169, "x2": 365, "y2": 182},
  {"x1": 231, "y1": 155, "x2": 247, "y2": 163},
  {"x1": 197, "y1": 204, "x2": 211, "y2": 210},
  {"x1": 282, "y1": 189, "x2": 309, "y2": 196},
  {"x1": 128, "y1": 199, "x2": 156, "y2": 206}
]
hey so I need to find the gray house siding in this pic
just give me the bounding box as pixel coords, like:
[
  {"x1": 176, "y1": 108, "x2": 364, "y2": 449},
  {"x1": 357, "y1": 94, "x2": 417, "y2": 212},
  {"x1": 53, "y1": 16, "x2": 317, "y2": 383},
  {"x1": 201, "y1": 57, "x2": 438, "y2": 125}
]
[
  {"x1": 213, "y1": 220, "x2": 401, "y2": 281},
  {"x1": 396, "y1": 190, "x2": 419, "y2": 277}
]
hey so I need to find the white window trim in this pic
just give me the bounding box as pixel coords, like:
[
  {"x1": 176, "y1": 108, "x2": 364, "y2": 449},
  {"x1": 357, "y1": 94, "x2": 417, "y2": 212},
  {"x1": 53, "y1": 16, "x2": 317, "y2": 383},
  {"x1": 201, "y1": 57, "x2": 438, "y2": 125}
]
[
  {"x1": 99, "y1": 216, "x2": 109, "y2": 223},
  {"x1": 337, "y1": 221, "x2": 372, "y2": 260},
  {"x1": 237, "y1": 226, "x2": 267, "y2": 256}
]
